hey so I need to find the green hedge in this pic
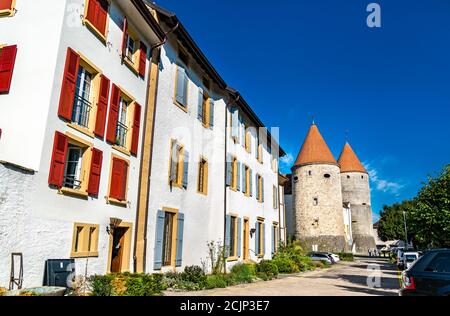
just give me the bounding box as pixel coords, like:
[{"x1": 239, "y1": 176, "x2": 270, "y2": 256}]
[
  {"x1": 90, "y1": 273, "x2": 164, "y2": 296},
  {"x1": 337, "y1": 252, "x2": 354, "y2": 262},
  {"x1": 256, "y1": 260, "x2": 279, "y2": 280}
]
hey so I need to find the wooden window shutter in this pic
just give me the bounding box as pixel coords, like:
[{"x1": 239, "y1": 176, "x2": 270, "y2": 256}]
[
  {"x1": 153, "y1": 210, "x2": 165, "y2": 270},
  {"x1": 48, "y1": 131, "x2": 68, "y2": 187},
  {"x1": 130, "y1": 102, "x2": 141, "y2": 156},
  {"x1": 106, "y1": 84, "x2": 120, "y2": 143},
  {"x1": 169, "y1": 141, "x2": 178, "y2": 183},
  {"x1": 0, "y1": 45, "x2": 18, "y2": 94},
  {"x1": 121, "y1": 17, "x2": 128, "y2": 60},
  {"x1": 138, "y1": 42, "x2": 147, "y2": 78},
  {"x1": 261, "y1": 177, "x2": 265, "y2": 203},
  {"x1": 262, "y1": 223, "x2": 266, "y2": 255},
  {"x1": 175, "y1": 212, "x2": 185, "y2": 267},
  {"x1": 197, "y1": 88, "x2": 203, "y2": 122},
  {"x1": 87, "y1": 148, "x2": 103, "y2": 196},
  {"x1": 0, "y1": 0, "x2": 13, "y2": 11},
  {"x1": 209, "y1": 99, "x2": 214, "y2": 129},
  {"x1": 181, "y1": 150, "x2": 189, "y2": 189},
  {"x1": 120, "y1": 161, "x2": 128, "y2": 201},
  {"x1": 225, "y1": 154, "x2": 232, "y2": 186},
  {"x1": 175, "y1": 66, "x2": 187, "y2": 106},
  {"x1": 110, "y1": 157, "x2": 125, "y2": 200},
  {"x1": 242, "y1": 165, "x2": 247, "y2": 195},
  {"x1": 271, "y1": 225, "x2": 275, "y2": 254},
  {"x1": 236, "y1": 161, "x2": 241, "y2": 191},
  {"x1": 255, "y1": 222, "x2": 260, "y2": 255},
  {"x1": 249, "y1": 169, "x2": 253, "y2": 197},
  {"x1": 94, "y1": 75, "x2": 110, "y2": 138},
  {"x1": 86, "y1": 0, "x2": 108, "y2": 36},
  {"x1": 57, "y1": 48, "x2": 79, "y2": 120},
  {"x1": 225, "y1": 215, "x2": 231, "y2": 258}
]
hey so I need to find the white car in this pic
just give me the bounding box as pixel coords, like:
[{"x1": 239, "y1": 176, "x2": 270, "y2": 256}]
[
  {"x1": 308, "y1": 252, "x2": 333, "y2": 264},
  {"x1": 403, "y1": 252, "x2": 419, "y2": 269},
  {"x1": 326, "y1": 253, "x2": 340, "y2": 263}
]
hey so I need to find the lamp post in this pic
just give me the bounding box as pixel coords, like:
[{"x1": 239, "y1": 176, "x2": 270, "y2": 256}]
[{"x1": 403, "y1": 211, "x2": 408, "y2": 248}]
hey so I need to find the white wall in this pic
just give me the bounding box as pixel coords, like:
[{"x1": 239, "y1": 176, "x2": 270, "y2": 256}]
[
  {"x1": 0, "y1": 0, "x2": 159, "y2": 287},
  {"x1": 0, "y1": 0, "x2": 67, "y2": 171},
  {"x1": 145, "y1": 37, "x2": 227, "y2": 273}
]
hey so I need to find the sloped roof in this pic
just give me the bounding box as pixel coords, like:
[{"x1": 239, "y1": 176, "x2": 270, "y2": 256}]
[
  {"x1": 338, "y1": 143, "x2": 367, "y2": 174},
  {"x1": 293, "y1": 124, "x2": 337, "y2": 168}
]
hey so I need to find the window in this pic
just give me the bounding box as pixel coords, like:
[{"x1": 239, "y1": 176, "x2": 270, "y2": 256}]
[
  {"x1": 272, "y1": 223, "x2": 279, "y2": 254},
  {"x1": 197, "y1": 157, "x2": 208, "y2": 194},
  {"x1": 231, "y1": 157, "x2": 238, "y2": 190},
  {"x1": 0, "y1": 44, "x2": 17, "y2": 94},
  {"x1": 425, "y1": 253, "x2": 450, "y2": 273},
  {"x1": 48, "y1": 131, "x2": 103, "y2": 197},
  {"x1": 154, "y1": 208, "x2": 184, "y2": 269},
  {"x1": 229, "y1": 215, "x2": 238, "y2": 258},
  {"x1": 256, "y1": 219, "x2": 265, "y2": 257},
  {"x1": 0, "y1": 0, "x2": 15, "y2": 17},
  {"x1": 162, "y1": 212, "x2": 175, "y2": 266},
  {"x1": 84, "y1": 0, "x2": 109, "y2": 41},
  {"x1": 169, "y1": 140, "x2": 189, "y2": 189},
  {"x1": 256, "y1": 174, "x2": 264, "y2": 203},
  {"x1": 198, "y1": 90, "x2": 214, "y2": 128},
  {"x1": 273, "y1": 185, "x2": 278, "y2": 209},
  {"x1": 108, "y1": 155, "x2": 129, "y2": 203},
  {"x1": 245, "y1": 129, "x2": 251, "y2": 153},
  {"x1": 72, "y1": 65, "x2": 94, "y2": 129},
  {"x1": 106, "y1": 84, "x2": 141, "y2": 156},
  {"x1": 257, "y1": 144, "x2": 263, "y2": 163},
  {"x1": 71, "y1": 223, "x2": 99, "y2": 258},
  {"x1": 313, "y1": 197, "x2": 319, "y2": 206},
  {"x1": 121, "y1": 20, "x2": 147, "y2": 78},
  {"x1": 174, "y1": 49, "x2": 189, "y2": 110}
]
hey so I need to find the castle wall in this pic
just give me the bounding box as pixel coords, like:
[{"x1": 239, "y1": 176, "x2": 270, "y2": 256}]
[{"x1": 292, "y1": 164, "x2": 347, "y2": 252}]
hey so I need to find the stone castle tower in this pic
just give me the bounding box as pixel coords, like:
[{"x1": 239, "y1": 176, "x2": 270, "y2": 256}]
[
  {"x1": 291, "y1": 123, "x2": 348, "y2": 252},
  {"x1": 338, "y1": 143, "x2": 376, "y2": 253}
]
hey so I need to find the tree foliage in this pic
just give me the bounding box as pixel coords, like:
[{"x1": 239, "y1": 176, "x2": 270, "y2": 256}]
[{"x1": 377, "y1": 164, "x2": 450, "y2": 249}]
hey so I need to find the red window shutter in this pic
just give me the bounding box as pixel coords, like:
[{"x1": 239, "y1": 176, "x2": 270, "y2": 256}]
[
  {"x1": 87, "y1": 148, "x2": 103, "y2": 196},
  {"x1": 110, "y1": 158, "x2": 127, "y2": 201},
  {"x1": 48, "y1": 131, "x2": 68, "y2": 187},
  {"x1": 106, "y1": 84, "x2": 120, "y2": 143},
  {"x1": 138, "y1": 42, "x2": 147, "y2": 78},
  {"x1": 121, "y1": 17, "x2": 128, "y2": 60},
  {"x1": 130, "y1": 103, "x2": 141, "y2": 156},
  {"x1": 57, "y1": 48, "x2": 79, "y2": 121},
  {"x1": 85, "y1": 0, "x2": 98, "y2": 27},
  {"x1": 0, "y1": 45, "x2": 18, "y2": 94},
  {"x1": 0, "y1": 0, "x2": 13, "y2": 11},
  {"x1": 86, "y1": 0, "x2": 108, "y2": 36},
  {"x1": 94, "y1": 75, "x2": 110, "y2": 138}
]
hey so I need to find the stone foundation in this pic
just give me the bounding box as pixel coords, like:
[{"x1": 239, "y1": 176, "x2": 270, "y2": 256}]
[
  {"x1": 296, "y1": 235, "x2": 349, "y2": 253},
  {"x1": 352, "y1": 234, "x2": 376, "y2": 254}
]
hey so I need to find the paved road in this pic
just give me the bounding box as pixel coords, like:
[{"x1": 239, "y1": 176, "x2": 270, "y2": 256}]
[{"x1": 166, "y1": 257, "x2": 401, "y2": 296}]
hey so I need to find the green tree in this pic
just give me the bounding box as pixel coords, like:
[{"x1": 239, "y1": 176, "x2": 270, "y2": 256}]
[
  {"x1": 377, "y1": 201, "x2": 412, "y2": 242},
  {"x1": 407, "y1": 165, "x2": 450, "y2": 248}
]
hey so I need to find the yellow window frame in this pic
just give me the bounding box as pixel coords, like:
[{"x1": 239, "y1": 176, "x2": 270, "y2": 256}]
[
  {"x1": 244, "y1": 165, "x2": 250, "y2": 197},
  {"x1": 257, "y1": 144, "x2": 263, "y2": 163},
  {"x1": 71, "y1": 223, "x2": 99, "y2": 258},
  {"x1": 201, "y1": 91, "x2": 211, "y2": 128},
  {"x1": 228, "y1": 214, "x2": 239, "y2": 261},
  {"x1": 230, "y1": 156, "x2": 238, "y2": 191},
  {"x1": 168, "y1": 139, "x2": 185, "y2": 188},
  {"x1": 112, "y1": 86, "x2": 136, "y2": 157},
  {"x1": 0, "y1": 0, "x2": 16, "y2": 17},
  {"x1": 161, "y1": 207, "x2": 179, "y2": 268},
  {"x1": 83, "y1": 0, "x2": 109, "y2": 44},
  {"x1": 257, "y1": 219, "x2": 264, "y2": 257},
  {"x1": 123, "y1": 23, "x2": 142, "y2": 76},
  {"x1": 257, "y1": 174, "x2": 263, "y2": 203},
  {"x1": 106, "y1": 153, "x2": 131, "y2": 207},
  {"x1": 245, "y1": 129, "x2": 251, "y2": 153},
  {"x1": 197, "y1": 156, "x2": 208, "y2": 195}
]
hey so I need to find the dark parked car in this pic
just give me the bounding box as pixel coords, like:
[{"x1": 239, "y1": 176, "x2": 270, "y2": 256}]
[{"x1": 400, "y1": 249, "x2": 450, "y2": 296}]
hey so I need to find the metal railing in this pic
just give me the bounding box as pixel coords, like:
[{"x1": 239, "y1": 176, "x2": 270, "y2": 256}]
[
  {"x1": 72, "y1": 95, "x2": 92, "y2": 128},
  {"x1": 115, "y1": 121, "x2": 128, "y2": 148},
  {"x1": 63, "y1": 176, "x2": 82, "y2": 190}
]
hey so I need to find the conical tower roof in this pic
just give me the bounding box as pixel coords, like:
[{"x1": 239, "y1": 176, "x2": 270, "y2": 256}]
[
  {"x1": 338, "y1": 142, "x2": 367, "y2": 174},
  {"x1": 293, "y1": 124, "x2": 337, "y2": 168}
]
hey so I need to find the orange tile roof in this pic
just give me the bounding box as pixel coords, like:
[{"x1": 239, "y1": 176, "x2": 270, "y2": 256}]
[
  {"x1": 338, "y1": 142, "x2": 367, "y2": 174},
  {"x1": 293, "y1": 124, "x2": 337, "y2": 168}
]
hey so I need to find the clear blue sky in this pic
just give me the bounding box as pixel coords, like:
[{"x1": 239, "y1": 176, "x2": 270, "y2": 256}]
[{"x1": 156, "y1": 0, "x2": 450, "y2": 221}]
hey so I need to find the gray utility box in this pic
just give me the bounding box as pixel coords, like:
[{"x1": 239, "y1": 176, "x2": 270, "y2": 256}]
[{"x1": 43, "y1": 259, "x2": 75, "y2": 288}]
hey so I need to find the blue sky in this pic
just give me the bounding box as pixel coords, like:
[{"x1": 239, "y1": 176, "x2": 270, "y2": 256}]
[{"x1": 155, "y1": 0, "x2": 450, "y2": 221}]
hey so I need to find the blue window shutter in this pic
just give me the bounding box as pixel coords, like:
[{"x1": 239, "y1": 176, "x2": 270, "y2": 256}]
[
  {"x1": 255, "y1": 175, "x2": 259, "y2": 200},
  {"x1": 182, "y1": 150, "x2": 189, "y2": 188},
  {"x1": 175, "y1": 212, "x2": 185, "y2": 267},
  {"x1": 255, "y1": 222, "x2": 260, "y2": 255},
  {"x1": 175, "y1": 66, "x2": 187, "y2": 106},
  {"x1": 209, "y1": 99, "x2": 214, "y2": 129},
  {"x1": 225, "y1": 215, "x2": 231, "y2": 257},
  {"x1": 153, "y1": 210, "x2": 165, "y2": 270},
  {"x1": 197, "y1": 88, "x2": 203, "y2": 122},
  {"x1": 271, "y1": 225, "x2": 275, "y2": 255},
  {"x1": 261, "y1": 177, "x2": 265, "y2": 202},
  {"x1": 170, "y1": 141, "x2": 177, "y2": 182},
  {"x1": 262, "y1": 223, "x2": 266, "y2": 256},
  {"x1": 249, "y1": 169, "x2": 253, "y2": 197},
  {"x1": 226, "y1": 154, "x2": 232, "y2": 186},
  {"x1": 231, "y1": 108, "x2": 239, "y2": 138},
  {"x1": 236, "y1": 161, "x2": 241, "y2": 191},
  {"x1": 237, "y1": 218, "x2": 242, "y2": 258},
  {"x1": 242, "y1": 165, "x2": 246, "y2": 194}
]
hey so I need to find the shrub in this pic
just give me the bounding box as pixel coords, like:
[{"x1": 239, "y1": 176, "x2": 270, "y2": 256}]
[
  {"x1": 272, "y1": 257, "x2": 299, "y2": 273},
  {"x1": 312, "y1": 261, "x2": 325, "y2": 269},
  {"x1": 256, "y1": 260, "x2": 278, "y2": 280},
  {"x1": 90, "y1": 273, "x2": 164, "y2": 296},
  {"x1": 230, "y1": 263, "x2": 255, "y2": 283},
  {"x1": 205, "y1": 275, "x2": 228, "y2": 289},
  {"x1": 337, "y1": 252, "x2": 354, "y2": 262},
  {"x1": 181, "y1": 266, "x2": 207, "y2": 285},
  {"x1": 0, "y1": 287, "x2": 6, "y2": 296},
  {"x1": 256, "y1": 272, "x2": 269, "y2": 281},
  {"x1": 294, "y1": 256, "x2": 314, "y2": 271},
  {"x1": 19, "y1": 290, "x2": 40, "y2": 296}
]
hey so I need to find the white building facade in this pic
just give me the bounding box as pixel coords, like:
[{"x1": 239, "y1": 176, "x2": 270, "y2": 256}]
[{"x1": 0, "y1": 0, "x2": 164, "y2": 287}]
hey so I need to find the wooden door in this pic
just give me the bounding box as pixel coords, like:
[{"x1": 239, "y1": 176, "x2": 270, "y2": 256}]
[{"x1": 111, "y1": 227, "x2": 127, "y2": 273}]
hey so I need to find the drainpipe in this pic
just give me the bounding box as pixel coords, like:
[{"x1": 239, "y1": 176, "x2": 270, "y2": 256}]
[
  {"x1": 150, "y1": 22, "x2": 179, "y2": 52},
  {"x1": 223, "y1": 91, "x2": 240, "y2": 273}
]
